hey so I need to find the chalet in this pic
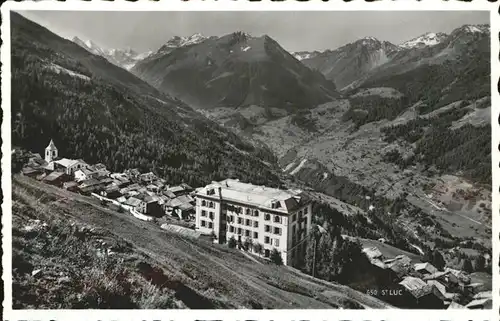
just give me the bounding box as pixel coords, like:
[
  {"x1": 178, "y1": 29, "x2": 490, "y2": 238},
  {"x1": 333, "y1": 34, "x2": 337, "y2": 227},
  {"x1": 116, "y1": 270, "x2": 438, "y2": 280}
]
[
  {"x1": 42, "y1": 171, "x2": 68, "y2": 187},
  {"x1": 139, "y1": 172, "x2": 156, "y2": 183},
  {"x1": 445, "y1": 267, "x2": 471, "y2": 284},
  {"x1": 63, "y1": 181, "x2": 80, "y2": 192},
  {"x1": 385, "y1": 255, "x2": 413, "y2": 279},
  {"x1": 21, "y1": 166, "x2": 43, "y2": 178},
  {"x1": 116, "y1": 196, "x2": 128, "y2": 204},
  {"x1": 423, "y1": 271, "x2": 460, "y2": 291},
  {"x1": 74, "y1": 168, "x2": 99, "y2": 182},
  {"x1": 167, "y1": 185, "x2": 187, "y2": 196},
  {"x1": 137, "y1": 195, "x2": 163, "y2": 217},
  {"x1": 101, "y1": 185, "x2": 122, "y2": 199},
  {"x1": 165, "y1": 194, "x2": 195, "y2": 219},
  {"x1": 398, "y1": 276, "x2": 446, "y2": 309},
  {"x1": 162, "y1": 190, "x2": 177, "y2": 199},
  {"x1": 414, "y1": 262, "x2": 438, "y2": 275},
  {"x1": 125, "y1": 168, "x2": 141, "y2": 178},
  {"x1": 94, "y1": 163, "x2": 107, "y2": 171},
  {"x1": 124, "y1": 197, "x2": 142, "y2": 209}
]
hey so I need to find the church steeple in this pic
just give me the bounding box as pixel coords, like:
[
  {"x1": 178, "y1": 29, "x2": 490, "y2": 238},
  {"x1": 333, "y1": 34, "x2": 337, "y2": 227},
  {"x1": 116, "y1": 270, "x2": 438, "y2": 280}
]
[{"x1": 45, "y1": 139, "x2": 58, "y2": 163}]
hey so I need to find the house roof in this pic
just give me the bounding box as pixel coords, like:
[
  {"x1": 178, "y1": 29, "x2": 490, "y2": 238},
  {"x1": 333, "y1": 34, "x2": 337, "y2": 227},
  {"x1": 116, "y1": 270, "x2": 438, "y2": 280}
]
[
  {"x1": 163, "y1": 190, "x2": 176, "y2": 198},
  {"x1": 22, "y1": 167, "x2": 41, "y2": 174},
  {"x1": 116, "y1": 196, "x2": 127, "y2": 203},
  {"x1": 43, "y1": 171, "x2": 65, "y2": 181},
  {"x1": 143, "y1": 195, "x2": 156, "y2": 203},
  {"x1": 125, "y1": 197, "x2": 142, "y2": 207},
  {"x1": 80, "y1": 178, "x2": 101, "y2": 187},
  {"x1": 63, "y1": 181, "x2": 79, "y2": 187},
  {"x1": 414, "y1": 262, "x2": 438, "y2": 274},
  {"x1": 55, "y1": 158, "x2": 84, "y2": 168},
  {"x1": 363, "y1": 247, "x2": 383, "y2": 260},
  {"x1": 176, "y1": 194, "x2": 194, "y2": 203},
  {"x1": 423, "y1": 271, "x2": 450, "y2": 281},
  {"x1": 196, "y1": 179, "x2": 304, "y2": 213},
  {"x1": 168, "y1": 185, "x2": 185, "y2": 193},
  {"x1": 466, "y1": 298, "x2": 492, "y2": 309},
  {"x1": 179, "y1": 203, "x2": 194, "y2": 211},
  {"x1": 447, "y1": 302, "x2": 466, "y2": 309},
  {"x1": 473, "y1": 291, "x2": 491, "y2": 300},
  {"x1": 399, "y1": 277, "x2": 433, "y2": 299},
  {"x1": 427, "y1": 280, "x2": 446, "y2": 296}
]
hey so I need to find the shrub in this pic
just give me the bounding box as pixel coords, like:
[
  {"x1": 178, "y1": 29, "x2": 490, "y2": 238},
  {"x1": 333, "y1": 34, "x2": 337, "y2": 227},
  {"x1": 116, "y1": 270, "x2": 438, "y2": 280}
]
[
  {"x1": 270, "y1": 248, "x2": 283, "y2": 265},
  {"x1": 227, "y1": 236, "x2": 237, "y2": 249}
]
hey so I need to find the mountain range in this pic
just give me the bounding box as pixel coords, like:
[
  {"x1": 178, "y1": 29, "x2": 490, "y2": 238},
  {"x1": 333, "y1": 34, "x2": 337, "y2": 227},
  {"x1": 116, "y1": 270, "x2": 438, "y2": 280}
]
[
  {"x1": 11, "y1": 11, "x2": 492, "y2": 299},
  {"x1": 72, "y1": 36, "x2": 152, "y2": 70},
  {"x1": 132, "y1": 31, "x2": 339, "y2": 110},
  {"x1": 11, "y1": 12, "x2": 282, "y2": 189}
]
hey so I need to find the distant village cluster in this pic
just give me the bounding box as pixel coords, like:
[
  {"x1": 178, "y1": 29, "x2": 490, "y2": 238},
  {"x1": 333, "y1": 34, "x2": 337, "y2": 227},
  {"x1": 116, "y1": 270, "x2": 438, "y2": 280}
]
[
  {"x1": 17, "y1": 140, "x2": 491, "y2": 310},
  {"x1": 20, "y1": 140, "x2": 196, "y2": 221},
  {"x1": 362, "y1": 246, "x2": 491, "y2": 309}
]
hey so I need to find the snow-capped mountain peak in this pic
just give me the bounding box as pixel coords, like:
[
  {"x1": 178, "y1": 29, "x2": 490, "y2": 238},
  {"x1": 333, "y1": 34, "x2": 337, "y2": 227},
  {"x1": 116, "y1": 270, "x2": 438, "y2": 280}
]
[
  {"x1": 71, "y1": 36, "x2": 152, "y2": 70},
  {"x1": 292, "y1": 51, "x2": 320, "y2": 61},
  {"x1": 165, "y1": 33, "x2": 207, "y2": 48},
  {"x1": 459, "y1": 24, "x2": 489, "y2": 34},
  {"x1": 399, "y1": 32, "x2": 448, "y2": 49}
]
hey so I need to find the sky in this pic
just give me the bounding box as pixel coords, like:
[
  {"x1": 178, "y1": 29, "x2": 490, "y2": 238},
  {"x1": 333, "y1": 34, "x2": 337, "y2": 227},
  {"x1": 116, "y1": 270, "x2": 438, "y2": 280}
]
[{"x1": 17, "y1": 11, "x2": 489, "y2": 53}]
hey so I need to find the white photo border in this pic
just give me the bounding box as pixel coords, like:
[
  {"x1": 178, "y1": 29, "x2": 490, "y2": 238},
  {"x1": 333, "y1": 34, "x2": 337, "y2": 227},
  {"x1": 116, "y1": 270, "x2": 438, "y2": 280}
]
[{"x1": 1, "y1": 0, "x2": 498, "y2": 320}]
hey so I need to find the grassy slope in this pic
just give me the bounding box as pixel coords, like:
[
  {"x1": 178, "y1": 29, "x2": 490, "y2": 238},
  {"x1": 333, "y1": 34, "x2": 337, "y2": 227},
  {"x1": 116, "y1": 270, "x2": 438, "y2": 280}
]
[{"x1": 12, "y1": 175, "x2": 392, "y2": 309}]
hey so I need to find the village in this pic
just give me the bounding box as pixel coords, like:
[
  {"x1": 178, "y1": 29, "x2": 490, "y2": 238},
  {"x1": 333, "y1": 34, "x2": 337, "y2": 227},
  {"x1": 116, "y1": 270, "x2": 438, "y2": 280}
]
[{"x1": 15, "y1": 139, "x2": 492, "y2": 310}]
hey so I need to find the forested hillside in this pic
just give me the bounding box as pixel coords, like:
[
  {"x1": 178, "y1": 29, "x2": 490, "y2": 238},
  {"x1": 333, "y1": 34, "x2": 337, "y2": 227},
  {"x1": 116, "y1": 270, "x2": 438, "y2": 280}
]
[{"x1": 11, "y1": 12, "x2": 282, "y2": 187}]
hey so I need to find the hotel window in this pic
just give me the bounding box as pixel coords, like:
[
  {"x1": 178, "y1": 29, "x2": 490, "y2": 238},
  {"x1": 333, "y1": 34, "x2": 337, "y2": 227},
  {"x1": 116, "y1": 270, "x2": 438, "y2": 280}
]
[
  {"x1": 292, "y1": 214, "x2": 296, "y2": 222},
  {"x1": 201, "y1": 200, "x2": 206, "y2": 206},
  {"x1": 304, "y1": 207, "x2": 308, "y2": 214},
  {"x1": 273, "y1": 227, "x2": 281, "y2": 235},
  {"x1": 274, "y1": 215, "x2": 281, "y2": 223},
  {"x1": 237, "y1": 217, "x2": 243, "y2": 224},
  {"x1": 264, "y1": 236, "x2": 270, "y2": 244},
  {"x1": 209, "y1": 201, "x2": 214, "y2": 208},
  {"x1": 245, "y1": 208, "x2": 250, "y2": 215},
  {"x1": 292, "y1": 225, "x2": 296, "y2": 235},
  {"x1": 275, "y1": 239, "x2": 280, "y2": 247},
  {"x1": 201, "y1": 210, "x2": 207, "y2": 217},
  {"x1": 229, "y1": 225, "x2": 234, "y2": 233},
  {"x1": 245, "y1": 230, "x2": 250, "y2": 237},
  {"x1": 253, "y1": 221, "x2": 259, "y2": 228},
  {"x1": 304, "y1": 217, "x2": 308, "y2": 227},
  {"x1": 245, "y1": 219, "x2": 251, "y2": 226},
  {"x1": 237, "y1": 228, "x2": 242, "y2": 235},
  {"x1": 209, "y1": 212, "x2": 214, "y2": 220},
  {"x1": 265, "y1": 225, "x2": 271, "y2": 232},
  {"x1": 208, "y1": 222, "x2": 213, "y2": 229},
  {"x1": 254, "y1": 210, "x2": 259, "y2": 216},
  {"x1": 253, "y1": 232, "x2": 258, "y2": 238},
  {"x1": 201, "y1": 220, "x2": 206, "y2": 227},
  {"x1": 264, "y1": 213, "x2": 270, "y2": 221}
]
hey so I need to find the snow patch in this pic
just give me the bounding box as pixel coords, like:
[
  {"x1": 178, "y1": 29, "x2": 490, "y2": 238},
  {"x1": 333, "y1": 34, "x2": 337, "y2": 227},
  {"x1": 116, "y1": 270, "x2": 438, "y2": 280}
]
[
  {"x1": 47, "y1": 63, "x2": 90, "y2": 81},
  {"x1": 290, "y1": 158, "x2": 307, "y2": 175},
  {"x1": 241, "y1": 46, "x2": 251, "y2": 52}
]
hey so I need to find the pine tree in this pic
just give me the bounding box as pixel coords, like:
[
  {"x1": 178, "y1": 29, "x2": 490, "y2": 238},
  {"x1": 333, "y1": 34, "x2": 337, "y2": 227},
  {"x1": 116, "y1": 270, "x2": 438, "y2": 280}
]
[
  {"x1": 432, "y1": 249, "x2": 446, "y2": 270},
  {"x1": 270, "y1": 248, "x2": 283, "y2": 265},
  {"x1": 462, "y1": 258, "x2": 473, "y2": 273},
  {"x1": 474, "y1": 255, "x2": 485, "y2": 272}
]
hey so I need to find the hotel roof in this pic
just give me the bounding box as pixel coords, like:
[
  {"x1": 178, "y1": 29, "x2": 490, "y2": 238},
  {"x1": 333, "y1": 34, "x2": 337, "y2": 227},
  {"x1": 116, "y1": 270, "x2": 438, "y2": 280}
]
[{"x1": 196, "y1": 179, "x2": 304, "y2": 212}]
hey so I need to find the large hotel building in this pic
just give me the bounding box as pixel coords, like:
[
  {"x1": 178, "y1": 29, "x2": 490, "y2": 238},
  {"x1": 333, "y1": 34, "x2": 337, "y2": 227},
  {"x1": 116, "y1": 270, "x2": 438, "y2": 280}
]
[{"x1": 194, "y1": 179, "x2": 312, "y2": 266}]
